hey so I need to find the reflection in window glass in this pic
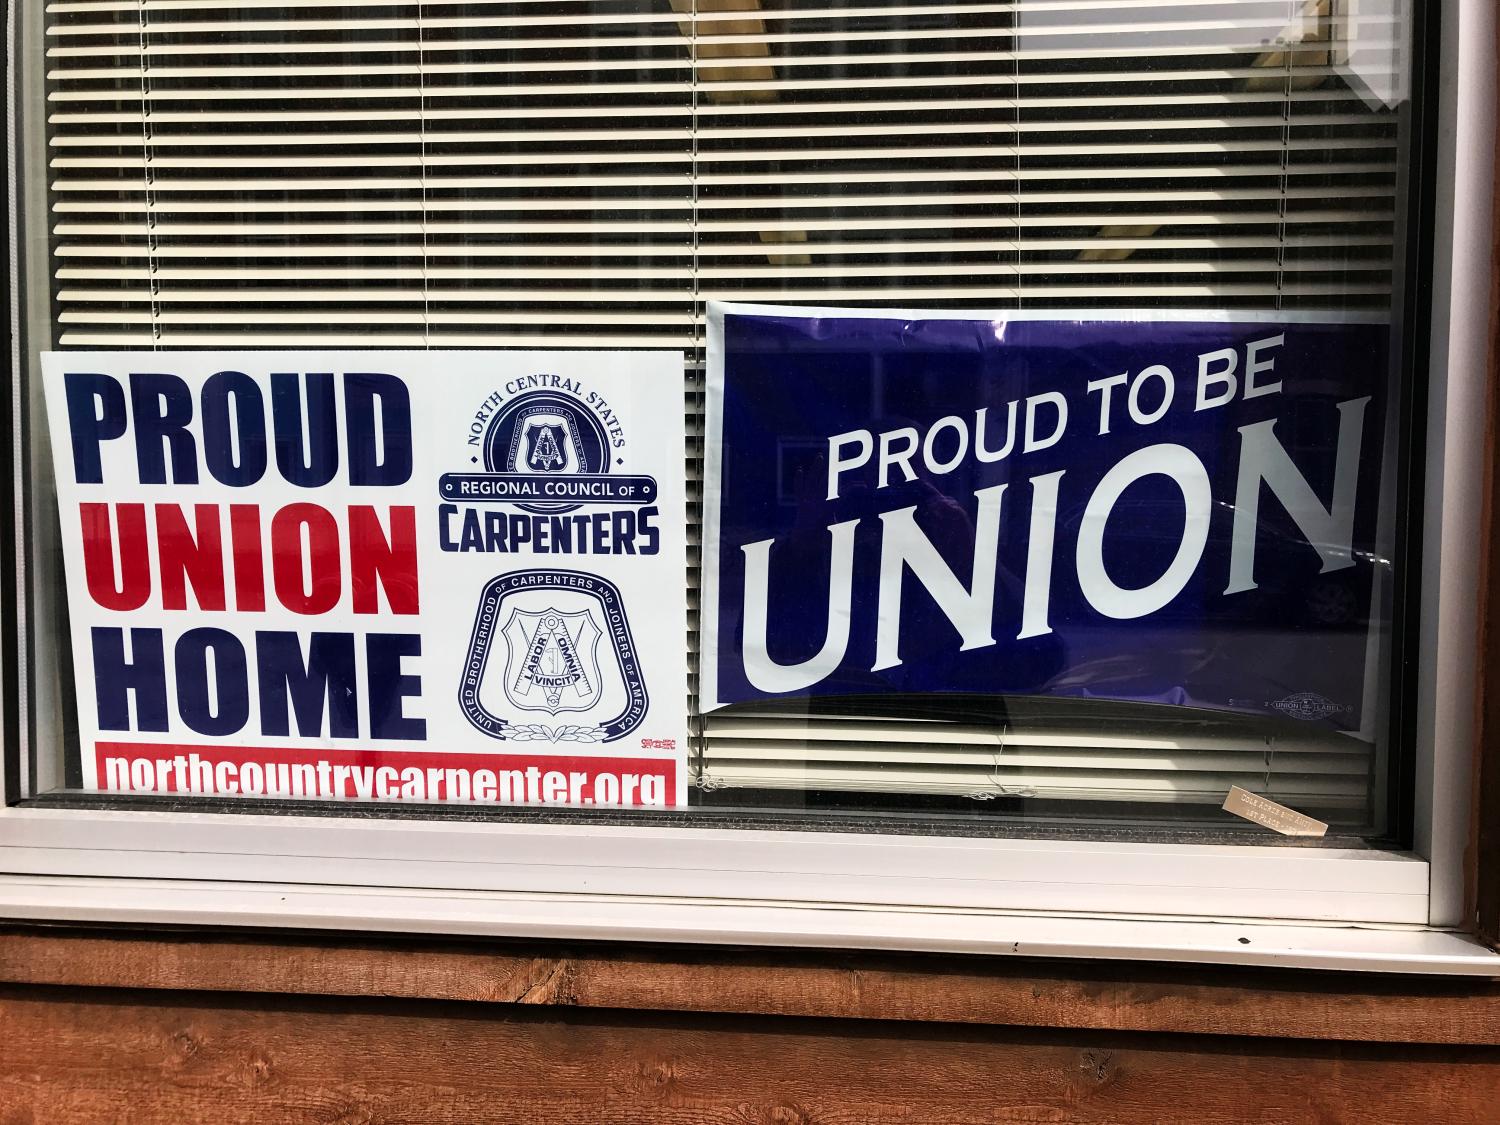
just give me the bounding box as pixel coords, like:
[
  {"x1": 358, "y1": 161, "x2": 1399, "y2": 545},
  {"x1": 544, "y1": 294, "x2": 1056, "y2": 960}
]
[{"x1": 30, "y1": 0, "x2": 1418, "y2": 840}]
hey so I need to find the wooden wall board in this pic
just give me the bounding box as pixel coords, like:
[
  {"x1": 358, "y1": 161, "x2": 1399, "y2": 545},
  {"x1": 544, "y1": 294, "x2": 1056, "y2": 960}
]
[
  {"x1": 5, "y1": 927, "x2": 1500, "y2": 1047},
  {"x1": 1, "y1": 983, "x2": 1498, "y2": 1125}
]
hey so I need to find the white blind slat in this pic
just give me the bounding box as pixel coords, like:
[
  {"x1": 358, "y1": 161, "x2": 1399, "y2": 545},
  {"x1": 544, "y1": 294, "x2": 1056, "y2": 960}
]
[
  {"x1": 51, "y1": 187, "x2": 1394, "y2": 214},
  {"x1": 43, "y1": 66, "x2": 1365, "y2": 101},
  {"x1": 46, "y1": 90, "x2": 1378, "y2": 125},
  {"x1": 49, "y1": 138, "x2": 1400, "y2": 170},
  {"x1": 49, "y1": 165, "x2": 1396, "y2": 193}
]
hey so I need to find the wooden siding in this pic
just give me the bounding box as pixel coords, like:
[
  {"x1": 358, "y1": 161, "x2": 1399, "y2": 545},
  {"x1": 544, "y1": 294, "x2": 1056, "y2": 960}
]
[
  {"x1": 5, "y1": 986, "x2": 1500, "y2": 1125},
  {"x1": 3, "y1": 928, "x2": 1500, "y2": 1046},
  {"x1": 3, "y1": 929, "x2": 1500, "y2": 1123}
]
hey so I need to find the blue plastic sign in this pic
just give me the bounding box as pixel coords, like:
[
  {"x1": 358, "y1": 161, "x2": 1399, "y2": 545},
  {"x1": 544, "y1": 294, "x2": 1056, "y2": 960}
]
[
  {"x1": 43, "y1": 351, "x2": 690, "y2": 807},
  {"x1": 701, "y1": 303, "x2": 1392, "y2": 730}
]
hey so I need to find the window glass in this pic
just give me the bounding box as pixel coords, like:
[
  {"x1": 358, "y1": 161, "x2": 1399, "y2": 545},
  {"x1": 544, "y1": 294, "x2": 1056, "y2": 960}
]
[{"x1": 22, "y1": 0, "x2": 1420, "y2": 842}]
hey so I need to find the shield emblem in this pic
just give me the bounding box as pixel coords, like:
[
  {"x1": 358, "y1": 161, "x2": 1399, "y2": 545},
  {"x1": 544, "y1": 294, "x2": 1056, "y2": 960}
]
[
  {"x1": 510, "y1": 409, "x2": 585, "y2": 475},
  {"x1": 500, "y1": 607, "x2": 604, "y2": 715},
  {"x1": 460, "y1": 570, "x2": 649, "y2": 744},
  {"x1": 525, "y1": 422, "x2": 569, "y2": 472}
]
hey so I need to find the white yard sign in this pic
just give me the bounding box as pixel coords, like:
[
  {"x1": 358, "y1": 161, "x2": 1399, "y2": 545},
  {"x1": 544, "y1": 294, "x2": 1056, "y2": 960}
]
[{"x1": 42, "y1": 351, "x2": 689, "y2": 808}]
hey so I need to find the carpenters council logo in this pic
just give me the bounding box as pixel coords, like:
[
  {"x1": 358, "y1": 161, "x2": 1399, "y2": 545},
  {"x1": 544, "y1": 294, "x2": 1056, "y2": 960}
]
[
  {"x1": 459, "y1": 569, "x2": 648, "y2": 744},
  {"x1": 441, "y1": 379, "x2": 657, "y2": 513}
]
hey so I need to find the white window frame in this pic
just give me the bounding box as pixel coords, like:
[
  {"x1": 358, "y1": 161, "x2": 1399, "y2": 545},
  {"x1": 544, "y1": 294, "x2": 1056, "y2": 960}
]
[{"x1": 1, "y1": 0, "x2": 1496, "y2": 976}]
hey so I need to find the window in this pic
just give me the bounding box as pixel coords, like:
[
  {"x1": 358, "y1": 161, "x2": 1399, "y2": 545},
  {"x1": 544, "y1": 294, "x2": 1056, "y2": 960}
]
[{"x1": 4, "y1": 0, "x2": 1496, "y2": 971}]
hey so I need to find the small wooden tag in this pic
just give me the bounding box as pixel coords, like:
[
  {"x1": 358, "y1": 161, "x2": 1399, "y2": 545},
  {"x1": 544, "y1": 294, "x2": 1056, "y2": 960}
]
[{"x1": 1222, "y1": 785, "x2": 1329, "y2": 837}]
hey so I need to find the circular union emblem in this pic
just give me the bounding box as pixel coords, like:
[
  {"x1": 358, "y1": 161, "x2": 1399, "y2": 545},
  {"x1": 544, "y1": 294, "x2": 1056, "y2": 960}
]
[{"x1": 483, "y1": 391, "x2": 610, "y2": 514}]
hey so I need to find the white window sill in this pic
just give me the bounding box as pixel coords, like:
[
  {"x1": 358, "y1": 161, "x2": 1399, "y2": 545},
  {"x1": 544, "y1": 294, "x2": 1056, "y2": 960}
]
[
  {"x1": 0, "y1": 808, "x2": 1432, "y2": 924},
  {"x1": 1, "y1": 874, "x2": 1496, "y2": 976}
]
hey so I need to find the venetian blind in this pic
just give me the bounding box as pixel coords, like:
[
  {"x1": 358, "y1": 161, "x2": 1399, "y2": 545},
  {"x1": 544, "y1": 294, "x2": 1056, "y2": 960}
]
[{"x1": 42, "y1": 0, "x2": 1403, "y2": 824}]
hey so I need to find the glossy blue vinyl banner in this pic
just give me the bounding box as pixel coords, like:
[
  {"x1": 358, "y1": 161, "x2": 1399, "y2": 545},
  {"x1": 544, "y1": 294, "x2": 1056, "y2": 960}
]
[{"x1": 701, "y1": 304, "x2": 1392, "y2": 729}]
